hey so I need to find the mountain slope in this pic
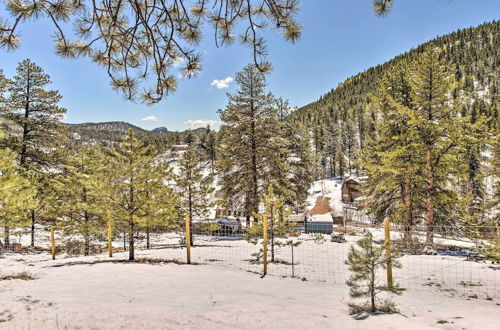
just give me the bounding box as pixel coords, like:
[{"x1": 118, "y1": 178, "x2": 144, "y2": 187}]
[
  {"x1": 67, "y1": 121, "x2": 152, "y2": 143},
  {"x1": 296, "y1": 20, "x2": 499, "y2": 122},
  {"x1": 293, "y1": 20, "x2": 499, "y2": 177},
  {"x1": 66, "y1": 121, "x2": 210, "y2": 150}
]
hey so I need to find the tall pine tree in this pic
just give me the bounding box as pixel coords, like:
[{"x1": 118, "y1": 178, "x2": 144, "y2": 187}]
[
  {"x1": 50, "y1": 147, "x2": 105, "y2": 256},
  {"x1": 363, "y1": 60, "x2": 425, "y2": 245},
  {"x1": 217, "y1": 64, "x2": 278, "y2": 225},
  {"x1": 175, "y1": 147, "x2": 214, "y2": 246},
  {"x1": 0, "y1": 129, "x2": 36, "y2": 248},
  {"x1": 0, "y1": 59, "x2": 67, "y2": 246},
  {"x1": 102, "y1": 131, "x2": 177, "y2": 260},
  {"x1": 409, "y1": 50, "x2": 463, "y2": 242}
]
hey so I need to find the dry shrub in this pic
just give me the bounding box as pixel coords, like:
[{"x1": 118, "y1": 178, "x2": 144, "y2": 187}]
[
  {"x1": 348, "y1": 299, "x2": 399, "y2": 316},
  {"x1": 0, "y1": 271, "x2": 35, "y2": 281}
]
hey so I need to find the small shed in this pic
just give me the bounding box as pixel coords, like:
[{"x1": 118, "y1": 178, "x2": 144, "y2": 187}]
[{"x1": 341, "y1": 178, "x2": 363, "y2": 203}]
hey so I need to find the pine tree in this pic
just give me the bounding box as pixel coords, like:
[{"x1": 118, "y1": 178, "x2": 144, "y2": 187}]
[
  {"x1": 0, "y1": 129, "x2": 36, "y2": 248},
  {"x1": 325, "y1": 122, "x2": 341, "y2": 177},
  {"x1": 458, "y1": 97, "x2": 490, "y2": 235},
  {"x1": 363, "y1": 61, "x2": 425, "y2": 245},
  {"x1": 1, "y1": 59, "x2": 67, "y2": 167},
  {"x1": 199, "y1": 126, "x2": 217, "y2": 172},
  {"x1": 175, "y1": 147, "x2": 214, "y2": 246},
  {"x1": 102, "y1": 131, "x2": 177, "y2": 260},
  {"x1": 0, "y1": 59, "x2": 67, "y2": 245},
  {"x1": 141, "y1": 160, "x2": 179, "y2": 250},
  {"x1": 217, "y1": 64, "x2": 278, "y2": 225},
  {"x1": 288, "y1": 122, "x2": 316, "y2": 213},
  {"x1": 409, "y1": 50, "x2": 463, "y2": 243},
  {"x1": 50, "y1": 147, "x2": 105, "y2": 256},
  {"x1": 0, "y1": 70, "x2": 8, "y2": 104},
  {"x1": 492, "y1": 133, "x2": 500, "y2": 209},
  {"x1": 345, "y1": 234, "x2": 402, "y2": 313},
  {"x1": 343, "y1": 118, "x2": 357, "y2": 175},
  {"x1": 275, "y1": 100, "x2": 316, "y2": 213}
]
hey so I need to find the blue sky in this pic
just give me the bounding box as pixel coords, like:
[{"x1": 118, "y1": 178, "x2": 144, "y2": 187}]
[{"x1": 0, "y1": 1, "x2": 499, "y2": 131}]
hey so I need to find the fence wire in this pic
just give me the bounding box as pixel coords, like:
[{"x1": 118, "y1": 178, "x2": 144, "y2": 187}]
[{"x1": 1, "y1": 221, "x2": 498, "y2": 300}]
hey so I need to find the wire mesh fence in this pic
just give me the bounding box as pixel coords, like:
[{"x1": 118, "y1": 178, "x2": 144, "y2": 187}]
[{"x1": 1, "y1": 220, "x2": 498, "y2": 300}]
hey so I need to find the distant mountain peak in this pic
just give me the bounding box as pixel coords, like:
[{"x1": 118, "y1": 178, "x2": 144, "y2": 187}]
[{"x1": 151, "y1": 126, "x2": 169, "y2": 132}]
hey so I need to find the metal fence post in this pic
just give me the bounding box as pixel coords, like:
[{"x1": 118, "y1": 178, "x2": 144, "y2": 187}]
[
  {"x1": 263, "y1": 215, "x2": 268, "y2": 276},
  {"x1": 185, "y1": 212, "x2": 191, "y2": 264},
  {"x1": 51, "y1": 226, "x2": 56, "y2": 260},
  {"x1": 384, "y1": 217, "x2": 393, "y2": 288}
]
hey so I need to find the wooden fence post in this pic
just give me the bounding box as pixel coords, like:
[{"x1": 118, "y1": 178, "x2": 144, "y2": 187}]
[
  {"x1": 262, "y1": 215, "x2": 268, "y2": 277},
  {"x1": 384, "y1": 217, "x2": 393, "y2": 288},
  {"x1": 185, "y1": 212, "x2": 191, "y2": 264},
  {"x1": 108, "y1": 223, "x2": 113, "y2": 258},
  {"x1": 51, "y1": 226, "x2": 56, "y2": 260}
]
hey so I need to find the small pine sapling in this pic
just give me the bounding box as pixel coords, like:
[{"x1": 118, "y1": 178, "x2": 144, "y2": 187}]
[
  {"x1": 275, "y1": 238, "x2": 302, "y2": 277},
  {"x1": 312, "y1": 233, "x2": 326, "y2": 243},
  {"x1": 244, "y1": 185, "x2": 299, "y2": 263},
  {"x1": 345, "y1": 233, "x2": 403, "y2": 314}
]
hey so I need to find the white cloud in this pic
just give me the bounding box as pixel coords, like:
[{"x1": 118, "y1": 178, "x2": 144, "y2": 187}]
[
  {"x1": 184, "y1": 119, "x2": 219, "y2": 129},
  {"x1": 142, "y1": 116, "x2": 160, "y2": 122},
  {"x1": 210, "y1": 77, "x2": 233, "y2": 89},
  {"x1": 172, "y1": 56, "x2": 184, "y2": 68}
]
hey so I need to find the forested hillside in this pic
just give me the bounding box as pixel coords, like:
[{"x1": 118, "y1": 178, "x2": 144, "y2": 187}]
[
  {"x1": 66, "y1": 121, "x2": 210, "y2": 150},
  {"x1": 293, "y1": 20, "x2": 499, "y2": 178}
]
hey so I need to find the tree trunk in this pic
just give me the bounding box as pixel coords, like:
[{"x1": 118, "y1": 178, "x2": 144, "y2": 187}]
[
  {"x1": 425, "y1": 150, "x2": 434, "y2": 244},
  {"x1": 251, "y1": 136, "x2": 258, "y2": 224},
  {"x1": 370, "y1": 248, "x2": 376, "y2": 313},
  {"x1": 4, "y1": 226, "x2": 9, "y2": 249},
  {"x1": 84, "y1": 236, "x2": 90, "y2": 256},
  {"x1": 188, "y1": 184, "x2": 194, "y2": 247},
  {"x1": 402, "y1": 183, "x2": 413, "y2": 248},
  {"x1": 146, "y1": 226, "x2": 151, "y2": 249},
  {"x1": 84, "y1": 206, "x2": 90, "y2": 256},
  {"x1": 330, "y1": 156, "x2": 334, "y2": 178},
  {"x1": 250, "y1": 91, "x2": 259, "y2": 224},
  {"x1": 271, "y1": 225, "x2": 275, "y2": 263},
  {"x1": 123, "y1": 228, "x2": 127, "y2": 251},
  {"x1": 31, "y1": 210, "x2": 35, "y2": 247},
  {"x1": 128, "y1": 217, "x2": 135, "y2": 261},
  {"x1": 20, "y1": 72, "x2": 30, "y2": 167}
]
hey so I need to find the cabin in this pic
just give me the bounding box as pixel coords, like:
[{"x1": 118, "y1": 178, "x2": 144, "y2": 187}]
[
  {"x1": 341, "y1": 178, "x2": 363, "y2": 203},
  {"x1": 170, "y1": 144, "x2": 189, "y2": 160},
  {"x1": 303, "y1": 196, "x2": 338, "y2": 234}
]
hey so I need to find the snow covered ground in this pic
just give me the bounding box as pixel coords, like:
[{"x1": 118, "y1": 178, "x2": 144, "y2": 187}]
[
  {"x1": 1, "y1": 176, "x2": 498, "y2": 329},
  {"x1": 0, "y1": 250, "x2": 499, "y2": 330},
  {"x1": 1, "y1": 225, "x2": 499, "y2": 329},
  {"x1": 3, "y1": 225, "x2": 499, "y2": 299}
]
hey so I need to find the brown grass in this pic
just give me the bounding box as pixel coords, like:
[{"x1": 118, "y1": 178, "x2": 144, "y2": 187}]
[
  {"x1": 348, "y1": 299, "x2": 399, "y2": 316},
  {"x1": 93, "y1": 257, "x2": 196, "y2": 265},
  {"x1": 0, "y1": 271, "x2": 35, "y2": 281}
]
